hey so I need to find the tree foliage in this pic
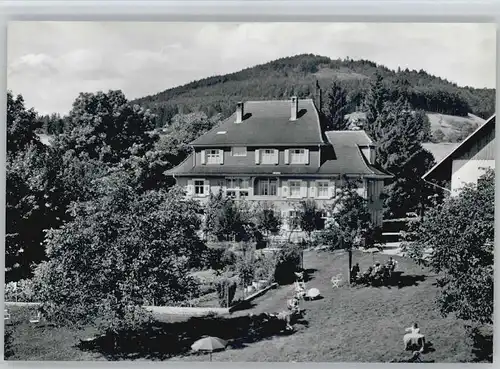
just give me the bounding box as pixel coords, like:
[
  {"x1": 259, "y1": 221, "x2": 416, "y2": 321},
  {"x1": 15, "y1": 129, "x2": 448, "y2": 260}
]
[
  {"x1": 253, "y1": 202, "x2": 282, "y2": 237},
  {"x1": 7, "y1": 91, "x2": 41, "y2": 155},
  {"x1": 204, "y1": 191, "x2": 254, "y2": 242},
  {"x1": 34, "y1": 179, "x2": 204, "y2": 333},
  {"x1": 296, "y1": 200, "x2": 324, "y2": 239},
  {"x1": 322, "y1": 81, "x2": 349, "y2": 130},
  {"x1": 128, "y1": 54, "x2": 493, "y2": 128},
  {"x1": 366, "y1": 86, "x2": 440, "y2": 217},
  {"x1": 322, "y1": 179, "x2": 374, "y2": 249},
  {"x1": 404, "y1": 170, "x2": 494, "y2": 324}
]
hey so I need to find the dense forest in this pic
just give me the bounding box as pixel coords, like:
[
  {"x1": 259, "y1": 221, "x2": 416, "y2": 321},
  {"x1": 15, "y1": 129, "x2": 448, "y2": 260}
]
[{"x1": 132, "y1": 54, "x2": 495, "y2": 128}]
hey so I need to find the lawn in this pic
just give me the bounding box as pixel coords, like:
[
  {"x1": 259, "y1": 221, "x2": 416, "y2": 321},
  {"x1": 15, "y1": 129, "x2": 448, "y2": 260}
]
[{"x1": 4, "y1": 250, "x2": 492, "y2": 362}]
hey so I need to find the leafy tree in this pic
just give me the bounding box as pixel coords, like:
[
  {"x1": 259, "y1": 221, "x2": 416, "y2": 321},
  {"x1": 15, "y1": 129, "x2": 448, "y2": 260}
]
[
  {"x1": 7, "y1": 91, "x2": 41, "y2": 155},
  {"x1": 6, "y1": 144, "x2": 51, "y2": 281},
  {"x1": 58, "y1": 90, "x2": 156, "y2": 164},
  {"x1": 322, "y1": 178, "x2": 374, "y2": 281},
  {"x1": 156, "y1": 112, "x2": 221, "y2": 163},
  {"x1": 404, "y1": 169, "x2": 494, "y2": 325},
  {"x1": 34, "y1": 178, "x2": 205, "y2": 338},
  {"x1": 253, "y1": 202, "x2": 282, "y2": 237},
  {"x1": 322, "y1": 81, "x2": 349, "y2": 130},
  {"x1": 295, "y1": 200, "x2": 324, "y2": 241},
  {"x1": 204, "y1": 191, "x2": 253, "y2": 242}
]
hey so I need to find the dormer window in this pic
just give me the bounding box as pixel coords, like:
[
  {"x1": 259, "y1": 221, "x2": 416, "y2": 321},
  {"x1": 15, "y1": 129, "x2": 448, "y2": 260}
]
[
  {"x1": 290, "y1": 149, "x2": 309, "y2": 164},
  {"x1": 201, "y1": 149, "x2": 224, "y2": 165}
]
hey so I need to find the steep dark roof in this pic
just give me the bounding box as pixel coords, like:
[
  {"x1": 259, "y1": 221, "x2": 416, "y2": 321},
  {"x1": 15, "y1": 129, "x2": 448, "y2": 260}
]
[
  {"x1": 166, "y1": 130, "x2": 391, "y2": 179},
  {"x1": 190, "y1": 99, "x2": 324, "y2": 147},
  {"x1": 423, "y1": 114, "x2": 496, "y2": 183}
]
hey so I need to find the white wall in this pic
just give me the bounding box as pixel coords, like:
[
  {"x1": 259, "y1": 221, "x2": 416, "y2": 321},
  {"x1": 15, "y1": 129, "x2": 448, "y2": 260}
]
[{"x1": 451, "y1": 159, "x2": 495, "y2": 196}]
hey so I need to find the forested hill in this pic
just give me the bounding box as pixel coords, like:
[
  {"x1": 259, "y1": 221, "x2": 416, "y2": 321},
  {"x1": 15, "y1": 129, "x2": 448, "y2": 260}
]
[{"x1": 133, "y1": 54, "x2": 495, "y2": 128}]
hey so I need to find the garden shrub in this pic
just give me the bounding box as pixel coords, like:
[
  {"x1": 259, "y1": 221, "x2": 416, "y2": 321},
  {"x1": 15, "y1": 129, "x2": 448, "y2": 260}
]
[
  {"x1": 4, "y1": 279, "x2": 37, "y2": 302},
  {"x1": 274, "y1": 244, "x2": 302, "y2": 285},
  {"x1": 254, "y1": 253, "x2": 277, "y2": 283},
  {"x1": 235, "y1": 248, "x2": 256, "y2": 290},
  {"x1": 201, "y1": 247, "x2": 237, "y2": 271},
  {"x1": 216, "y1": 277, "x2": 237, "y2": 307}
]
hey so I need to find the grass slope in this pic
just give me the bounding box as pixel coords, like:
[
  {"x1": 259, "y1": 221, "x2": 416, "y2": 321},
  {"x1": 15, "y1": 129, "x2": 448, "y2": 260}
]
[{"x1": 5, "y1": 251, "x2": 490, "y2": 362}]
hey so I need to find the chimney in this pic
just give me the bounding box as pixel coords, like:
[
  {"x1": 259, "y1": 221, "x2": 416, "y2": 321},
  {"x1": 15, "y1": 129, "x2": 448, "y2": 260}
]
[
  {"x1": 235, "y1": 101, "x2": 244, "y2": 124},
  {"x1": 290, "y1": 96, "x2": 298, "y2": 120}
]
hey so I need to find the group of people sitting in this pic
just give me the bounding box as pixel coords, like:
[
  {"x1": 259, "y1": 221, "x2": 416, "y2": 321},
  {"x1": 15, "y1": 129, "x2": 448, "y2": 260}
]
[{"x1": 350, "y1": 257, "x2": 399, "y2": 286}]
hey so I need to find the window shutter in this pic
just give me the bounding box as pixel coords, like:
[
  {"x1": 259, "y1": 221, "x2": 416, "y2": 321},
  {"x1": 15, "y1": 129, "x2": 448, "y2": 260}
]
[
  {"x1": 255, "y1": 149, "x2": 260, "y2": 165},
  {"x1": 282, "y1": 180, "x2": 289, "y2": 198},
  {"x1": 219, "y1": 149, "x2": 224, "y2": 165},
  {"x1": 273, "y1": 149, "x2": 279, "y2": 165},
  {"x1": 300, "y1": 181, "x2": 308, "y2": 198},
  {"x1": 201, "y1": 150, "x2": 206, "y2": 165},
  {"x1": 328, "y1": 181, "x2": 336, "y2": 199},
  {"x1": 304, "y1": 149, "x2": 309, "y2": 164},
  {"x1": 284, "y1": 149, "x2": 290, "y2": 164},
  {"x1": 310, "y1": 183, "x2": 317, "y2": 198},
  {"x1": 187, "y1": 179, "x2": 194, "y2": 196},
  {"x1": 203, "y1": 181, "x2": 210, "y2": 197}
]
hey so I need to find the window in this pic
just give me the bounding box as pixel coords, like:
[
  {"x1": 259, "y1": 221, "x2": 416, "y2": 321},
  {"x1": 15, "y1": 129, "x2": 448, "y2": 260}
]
[
  {"x1": 226, "y1": 178, "x2": 239, "y2": 189},
  {"x1": 256, "y1": 178, "x2": 277, "y2": 196},
  {"x1": 290, "y1": 149, "x2": 307, "y2": 164},
  {"x1": 232, "y1": 147, "x2": 247, "y2": 156},
  {"x1": 194, "y1": 180, "x2": 205, "y2": 196},
  {"x1": 261, "y1": 149, "x2": 276, "y2": 164},
  {"x1": 289, "y1": 180, "x2": 301, "y2": 197},
  {"x1": 207, "y1": 149, "x2": 222, "y2": 164},
  {"x1": 225, "y1": 178, "x2": 250, "y2": 199},
  {"x1": 317, "y1": 181, "x2": 329, "y2": 198}
]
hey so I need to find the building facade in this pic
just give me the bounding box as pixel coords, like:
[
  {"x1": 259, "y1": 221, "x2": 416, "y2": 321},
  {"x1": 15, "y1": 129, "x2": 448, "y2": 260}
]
[
  {"x1": 423, "y1": 114, "x2": 495, "y2": 196},
  {"x1": 166, "y1": 97, "x2": 392, "y2": 230}
]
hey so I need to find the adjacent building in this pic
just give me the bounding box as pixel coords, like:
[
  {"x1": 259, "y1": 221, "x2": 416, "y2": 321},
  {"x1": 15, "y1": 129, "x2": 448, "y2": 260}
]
[
  {"x1": 166, "y1": 96, "x2": 392, "y2": 231},
  {"x1": 422, "y1": 114, "x2": 495, "y2": 196}
]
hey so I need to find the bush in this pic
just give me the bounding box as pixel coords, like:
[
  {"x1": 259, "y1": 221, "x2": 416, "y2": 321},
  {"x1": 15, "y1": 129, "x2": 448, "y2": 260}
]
[
  {"x1": 254, "y1": 253, "x2": 277, "y2": 283},
  {"x1": 235, "y1": 247, "x2": 256, "y2": 289},
  {"x1": 216, "y1": 277, "x2": 237, "y2": 307},
  {"x1": 274, "y1": 244, "x2": 302, "y2": 285},
  {"x1": 4, "y1": 279, "x2": 37, "y2": 302},
  {"x1": 201, "y1": 247, "x2": 237, "y2": 271}
]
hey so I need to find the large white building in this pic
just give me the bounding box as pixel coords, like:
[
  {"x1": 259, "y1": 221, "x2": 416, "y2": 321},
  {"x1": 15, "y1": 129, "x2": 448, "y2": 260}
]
[
  {"x1": 166, "y1": 94, "x2": 392, "y2": 230},
  {"x1": 422, "y1": 114, "x2": 495, "y2": 196}
]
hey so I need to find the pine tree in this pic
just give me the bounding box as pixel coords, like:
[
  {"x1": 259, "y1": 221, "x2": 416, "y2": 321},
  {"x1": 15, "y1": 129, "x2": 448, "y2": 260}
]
[
  {"x1": 363, "y1": 72, "x2": 390, "y2": 139},
  {"x1": 322, "y1": 81, "x2": 349, "y2": 130}
]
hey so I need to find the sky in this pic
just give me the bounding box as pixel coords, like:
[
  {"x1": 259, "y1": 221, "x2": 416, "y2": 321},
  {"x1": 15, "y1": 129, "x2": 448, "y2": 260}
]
[{"x1": 7, "y1": 22, "x2": 496, "y2": 116}]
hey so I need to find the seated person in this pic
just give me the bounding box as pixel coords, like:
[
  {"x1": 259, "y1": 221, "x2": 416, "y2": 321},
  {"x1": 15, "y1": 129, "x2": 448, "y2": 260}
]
[
  {"x1": 387, "y1": 257, "x2": 397, "y2": 272},
  {"x1": 404, "y1": 323, "x2": 425, "y2": 351},
  {"x1": 405, "y1": 322, "x2": 420, "y2": 334},
  {"x1": 287, "y1": 296, "x2": 300, "y2": 313},
  {"x1": 350, "y1": 263, "x2": 360, "y2": 282},
  {"x1": 373, "y1": 262, "x2": 381, "y2": 274}
]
